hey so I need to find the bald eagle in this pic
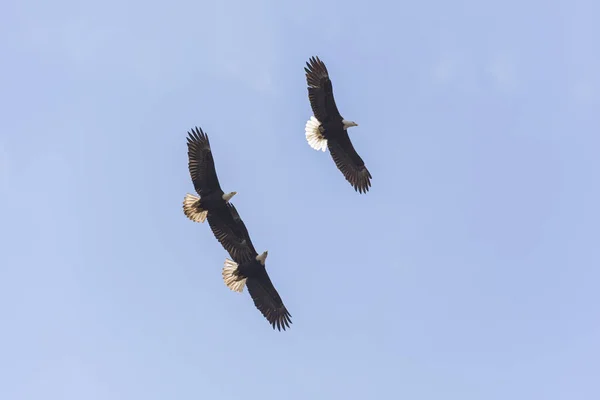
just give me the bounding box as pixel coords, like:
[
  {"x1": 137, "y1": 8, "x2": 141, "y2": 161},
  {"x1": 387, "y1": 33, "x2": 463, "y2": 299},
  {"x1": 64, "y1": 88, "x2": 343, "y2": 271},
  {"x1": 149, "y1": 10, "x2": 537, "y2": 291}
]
[
  {"x1": 181, "y1": 127, "x2": 264, "y2": 261},
  {"x1": 182, "y1": 126, "x2": 237, "y2": 227},
  {"x1": 220, "y1": 203, "x2": 292, "y2": 331},
  {"x1": 304, "y1": 56, "x2": 372, "y2": 194}
]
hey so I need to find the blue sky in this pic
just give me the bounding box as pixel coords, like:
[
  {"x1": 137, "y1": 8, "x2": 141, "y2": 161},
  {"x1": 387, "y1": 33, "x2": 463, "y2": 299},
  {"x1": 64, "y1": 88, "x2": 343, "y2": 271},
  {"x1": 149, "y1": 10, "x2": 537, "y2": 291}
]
[{"x1": 1, "y1": 0, "x2": 599, "y2": 398}]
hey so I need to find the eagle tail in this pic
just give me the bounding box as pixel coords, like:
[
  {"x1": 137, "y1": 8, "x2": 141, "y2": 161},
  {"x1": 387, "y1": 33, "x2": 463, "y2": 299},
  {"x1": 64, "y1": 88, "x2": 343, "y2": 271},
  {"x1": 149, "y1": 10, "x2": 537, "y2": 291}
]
[
  {"x1": 182, "y1": 193, "x2": 207, "y2": 223},
  {"x1": 305, "y1": 116, "x2": 328, "y2": 152},
  {"x1": 222, "y1": 259, "x2": 247, "y2": 293}
]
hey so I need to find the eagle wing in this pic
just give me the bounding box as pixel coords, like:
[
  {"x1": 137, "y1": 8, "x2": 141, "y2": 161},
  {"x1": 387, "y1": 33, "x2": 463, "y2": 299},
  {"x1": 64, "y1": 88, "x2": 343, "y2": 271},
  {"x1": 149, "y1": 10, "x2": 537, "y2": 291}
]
[
  {"x1": 246, "y1": 270, "x2": 292, "y2": 331},
  {"x1": 186, "y1": 127, "x2": 223, "y2": 196},
  {"x1": 304, "y1": 56, "x2": 342, "y2": 124},
  {"x1": 328, "y1": 132, "x2": 372, "y2": 194},
  {"x1": 207, "y1": 203, "x2": 257, "y2": 264}
]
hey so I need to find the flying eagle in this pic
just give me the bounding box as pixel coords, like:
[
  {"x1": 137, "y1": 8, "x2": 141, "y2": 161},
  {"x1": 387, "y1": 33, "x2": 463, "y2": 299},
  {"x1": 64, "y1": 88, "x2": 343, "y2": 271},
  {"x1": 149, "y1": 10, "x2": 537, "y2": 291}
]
[
  {"x1": 220, "y1": 203, "x2": 292, "y2": 331},
  {"x1": 182, "y1": 126, "x2": 237, "y2": 226},
  {"x1": 304, "y1": 56, "x2": 372, "y2": 194}
]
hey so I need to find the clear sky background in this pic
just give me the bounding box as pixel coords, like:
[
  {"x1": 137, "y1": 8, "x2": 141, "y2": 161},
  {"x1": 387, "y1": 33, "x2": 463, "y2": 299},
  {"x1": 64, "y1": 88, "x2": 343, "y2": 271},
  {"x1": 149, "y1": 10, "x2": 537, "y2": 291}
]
[{"x1": 1, "y1": 0, "x2": 599, "y2": 399}]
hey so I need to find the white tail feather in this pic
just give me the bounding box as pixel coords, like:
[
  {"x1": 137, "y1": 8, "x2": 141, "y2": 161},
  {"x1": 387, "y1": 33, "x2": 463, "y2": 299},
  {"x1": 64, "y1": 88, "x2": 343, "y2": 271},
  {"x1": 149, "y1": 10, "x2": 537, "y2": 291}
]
[
  {"x1": 183, "y1": 193, "x2": 208, "y2": 223},
  {"x1": 305, "y1": 116, "x2": 328, "y2": 152},
  {"x1": 222, "y1": 259, "x2": 247, "y2": 292}
]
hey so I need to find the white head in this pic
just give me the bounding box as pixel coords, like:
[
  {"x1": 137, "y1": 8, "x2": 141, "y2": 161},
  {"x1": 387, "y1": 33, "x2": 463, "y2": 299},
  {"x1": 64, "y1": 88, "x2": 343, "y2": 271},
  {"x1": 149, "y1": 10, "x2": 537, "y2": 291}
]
[
  {"x1": 222, "y1": 191, "x2": 237, "y2": 202},
  {"x1": 342, "y1": 119, "x2": 358, "y2": 130},
  {"x1": 256, "y1": 250, "x2": 268, "y2": 265}
]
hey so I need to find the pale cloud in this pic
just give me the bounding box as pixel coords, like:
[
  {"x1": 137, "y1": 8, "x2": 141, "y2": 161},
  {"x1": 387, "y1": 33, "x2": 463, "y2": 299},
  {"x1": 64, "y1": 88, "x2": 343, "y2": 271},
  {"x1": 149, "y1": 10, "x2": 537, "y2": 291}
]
[
  {"x1": 428, "y1": 50, "x2": 483, "y2": 97},
  {"x1": 570, "y1": 80, "x2": 596, "y2": 104},
  {"x1": 486, "y1": 53, "x2": 517, "y2": 94},
  {"x1": 568, "y1": 69, "x2": 599, "y2": 106},
  {"x1": 561, "y1": 5, "x2": 599, "y2": 108},
  {"x1": 429, "y1": 33, "x2": 466, "y2": 86},
  {"x1": 431, "y1": 49, "x2": 519, "y2": 96},
  {"x1": 432, "y1": 56, "x2": 459, "y2": 84}
]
